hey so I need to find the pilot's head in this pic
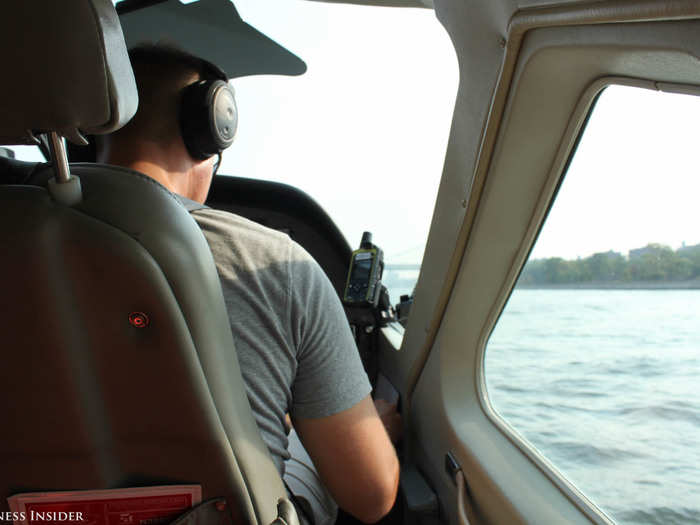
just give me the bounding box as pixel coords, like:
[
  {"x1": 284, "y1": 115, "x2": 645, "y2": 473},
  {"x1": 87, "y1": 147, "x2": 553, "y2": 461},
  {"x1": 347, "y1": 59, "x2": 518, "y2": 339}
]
[{"x1": 97, "y1": 44, "x2": 237, "y2": 203}]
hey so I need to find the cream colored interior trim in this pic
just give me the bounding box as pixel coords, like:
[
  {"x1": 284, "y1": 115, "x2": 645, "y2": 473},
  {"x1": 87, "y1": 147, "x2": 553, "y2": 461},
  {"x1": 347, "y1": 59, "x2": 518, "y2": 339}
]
[
  {"x1": 456, "y1": 470, "x2": 476, "y2": 525},
  {"x1": 380, "y1": 324, "x2": 405, "y2": 351},
  {"x1": 475, "y1": 73, "x2": 700, "y2": 525},
  {"x1": 655, "y1": 81, "x2": 700, "y2": 96},
  {"x1": 408, "y1": 0, "x2": 700, "y2": 400},
  {"x1": 408, "y1": 6, "x2": 700, "y2": 524},
  {"x1": 479, "y1": 72, "x2": 700, "y2": 505},
  {"x1": 474, "y1": 75, "x2": 641, "y2": 525}
]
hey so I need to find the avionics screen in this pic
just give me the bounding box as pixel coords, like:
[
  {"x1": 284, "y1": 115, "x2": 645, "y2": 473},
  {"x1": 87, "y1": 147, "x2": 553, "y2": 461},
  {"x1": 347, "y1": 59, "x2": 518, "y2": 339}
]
[{"x1": 350, "y1": 257, "x2": 372, "y2": 282}]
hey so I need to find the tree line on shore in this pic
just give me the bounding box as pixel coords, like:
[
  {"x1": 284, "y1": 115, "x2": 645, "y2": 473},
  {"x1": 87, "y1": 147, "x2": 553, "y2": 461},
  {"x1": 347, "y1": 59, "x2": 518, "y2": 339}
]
[{"x1": 519, "y1": 243, "x2": 700, "y2": 285}]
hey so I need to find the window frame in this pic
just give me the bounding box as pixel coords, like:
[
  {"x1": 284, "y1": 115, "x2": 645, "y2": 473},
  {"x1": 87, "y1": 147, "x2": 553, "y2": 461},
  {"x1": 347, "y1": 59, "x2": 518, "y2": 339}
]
[
  {"x1": 407, "y1": 12, "x2": 700, "y2": 524},
  {"x1": 475, "y1": 76, "x2": 700, "y2": 523}
]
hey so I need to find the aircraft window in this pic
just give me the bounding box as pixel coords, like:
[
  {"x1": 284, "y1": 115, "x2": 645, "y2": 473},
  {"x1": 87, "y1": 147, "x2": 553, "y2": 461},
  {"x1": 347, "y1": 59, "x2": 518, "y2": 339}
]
[
  {"x1": 218, "y1": 0, "x2": 458, "y2": 302},
  {"x1": 2, "y1": 145, "x2": 45, "y2": 163},
  {"x1": 485, "y1": 85, "x2": 700, "y2": 525}
]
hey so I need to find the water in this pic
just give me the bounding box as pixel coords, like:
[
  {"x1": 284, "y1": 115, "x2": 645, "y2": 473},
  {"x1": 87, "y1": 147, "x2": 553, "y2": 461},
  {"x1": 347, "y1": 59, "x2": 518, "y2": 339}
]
[
  {"x1": 383, "y1": 266, "x2": 420, "y2": 302},
  {"x1": 485, "y1": 289, "x2": 700, "y2": 525}
]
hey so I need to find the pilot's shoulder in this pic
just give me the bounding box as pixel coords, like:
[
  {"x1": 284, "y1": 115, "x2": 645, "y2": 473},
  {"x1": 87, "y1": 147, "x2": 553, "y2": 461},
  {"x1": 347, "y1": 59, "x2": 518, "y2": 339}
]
[{"x1": 191, "y1": 207, "x2": 309, "y2": 264}]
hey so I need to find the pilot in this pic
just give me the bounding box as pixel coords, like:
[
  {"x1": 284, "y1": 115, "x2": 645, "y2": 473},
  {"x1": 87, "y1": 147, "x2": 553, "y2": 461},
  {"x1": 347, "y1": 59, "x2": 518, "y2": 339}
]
[{"x1": 95, "y1": 44, "x2": 400, "y2": 525}]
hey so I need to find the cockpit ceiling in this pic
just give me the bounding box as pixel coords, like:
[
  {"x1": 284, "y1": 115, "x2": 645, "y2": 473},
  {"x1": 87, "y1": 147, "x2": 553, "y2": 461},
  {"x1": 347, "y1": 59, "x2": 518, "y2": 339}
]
[
  {"x1": 304, "y1": 0, "x2": 434, "y2": 8},
  {"x1": 303, "y1": 0, "x2": 597, "y2": 13}
]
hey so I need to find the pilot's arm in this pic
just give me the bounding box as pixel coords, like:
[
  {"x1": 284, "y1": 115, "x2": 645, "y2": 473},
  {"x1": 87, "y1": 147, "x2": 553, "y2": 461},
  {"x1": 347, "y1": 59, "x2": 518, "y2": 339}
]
[
  {"x1": 288, "y1": 244, "x2": 400, "y2": 523},
  {"x1": 293, "y1": 397, "x2": 400, "y2": 524}
]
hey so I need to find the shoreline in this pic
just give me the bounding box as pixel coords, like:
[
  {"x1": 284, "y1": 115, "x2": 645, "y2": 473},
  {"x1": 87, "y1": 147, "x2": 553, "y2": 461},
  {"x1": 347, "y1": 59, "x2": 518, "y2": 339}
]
[{"x1": 517, "y1": 280, "x2": 700, "y2": 290}]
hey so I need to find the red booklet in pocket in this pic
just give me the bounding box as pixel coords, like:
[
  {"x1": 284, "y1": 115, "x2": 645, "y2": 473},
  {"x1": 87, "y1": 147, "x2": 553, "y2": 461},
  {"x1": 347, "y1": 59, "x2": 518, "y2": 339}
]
[{"x1": 7, "y1": 485, "x2": 201, "y2": 525}]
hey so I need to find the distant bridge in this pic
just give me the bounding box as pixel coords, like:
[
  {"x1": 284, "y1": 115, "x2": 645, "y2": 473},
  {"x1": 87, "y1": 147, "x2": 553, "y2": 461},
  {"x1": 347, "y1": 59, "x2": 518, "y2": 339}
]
[{"x1": 384, "y1": 264, "x2": 421, "y2": 271}]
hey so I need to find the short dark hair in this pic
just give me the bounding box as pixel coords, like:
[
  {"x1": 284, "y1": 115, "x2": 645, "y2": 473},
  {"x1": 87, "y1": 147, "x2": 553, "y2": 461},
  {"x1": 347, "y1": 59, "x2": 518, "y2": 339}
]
[
  {"x1": 100, "y1": 43, "x2": 225, "y2": 151},
  {"x1": 128, "y1": 44, "x2": 227, "y2": 84}
]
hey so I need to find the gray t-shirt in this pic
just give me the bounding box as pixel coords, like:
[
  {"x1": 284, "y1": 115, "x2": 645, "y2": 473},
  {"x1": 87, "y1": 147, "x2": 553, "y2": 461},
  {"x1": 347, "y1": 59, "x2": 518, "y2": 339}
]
[{"x1": 192, "y1": 208, "x2": 372, "y2": 472}]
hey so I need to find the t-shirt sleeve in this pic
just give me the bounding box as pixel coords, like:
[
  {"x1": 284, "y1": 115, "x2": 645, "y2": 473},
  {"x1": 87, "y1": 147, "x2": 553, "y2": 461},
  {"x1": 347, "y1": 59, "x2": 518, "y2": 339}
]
[{"x1": 288, "y1": 242, "x2": 372, "y2": 420}]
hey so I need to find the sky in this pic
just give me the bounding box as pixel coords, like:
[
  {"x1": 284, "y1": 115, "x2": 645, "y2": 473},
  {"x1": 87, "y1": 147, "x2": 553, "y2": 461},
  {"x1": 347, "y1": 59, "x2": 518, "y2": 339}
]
[
  {"x1": 11, "y1": 1, "x2": 700, "y2": 265},
  {"x1": 216, "y1": 0, "x2": 459, "y2": 264},
  {"x1": 530, "y1": 85, "x2": 700, "y2": 260}
]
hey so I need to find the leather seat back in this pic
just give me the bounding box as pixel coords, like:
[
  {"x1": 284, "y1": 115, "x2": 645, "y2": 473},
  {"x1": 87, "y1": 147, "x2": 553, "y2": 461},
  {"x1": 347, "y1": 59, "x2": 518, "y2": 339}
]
[{"x1": 0, "y1": 2, "x2": 293, "y2": 523}]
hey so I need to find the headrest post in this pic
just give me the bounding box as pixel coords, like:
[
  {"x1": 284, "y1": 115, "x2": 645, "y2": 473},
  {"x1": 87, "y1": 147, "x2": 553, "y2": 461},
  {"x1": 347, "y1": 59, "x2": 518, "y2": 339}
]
[
  {"x1": 47, "y1": 132, "x2": 71, "y2": 184},
  {"x1": 47, "y1": 132, "x2": 82, "y2": 206}
]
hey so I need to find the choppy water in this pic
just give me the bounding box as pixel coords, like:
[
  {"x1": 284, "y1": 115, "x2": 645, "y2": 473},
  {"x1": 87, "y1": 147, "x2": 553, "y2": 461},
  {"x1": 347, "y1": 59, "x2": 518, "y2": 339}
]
[{"x1": 485, "y1": 289, "x2": 700, "y2": 525}]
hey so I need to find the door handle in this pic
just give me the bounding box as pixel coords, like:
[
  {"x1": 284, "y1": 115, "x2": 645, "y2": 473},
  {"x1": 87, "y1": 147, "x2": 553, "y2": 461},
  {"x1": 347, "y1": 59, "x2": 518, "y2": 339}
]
[
  {"x1": 446, "y1": 453, "x2": 477, "y2": 525},
  {"x1": 456, "y1": 469, "x2": 475, "y2": 525}
]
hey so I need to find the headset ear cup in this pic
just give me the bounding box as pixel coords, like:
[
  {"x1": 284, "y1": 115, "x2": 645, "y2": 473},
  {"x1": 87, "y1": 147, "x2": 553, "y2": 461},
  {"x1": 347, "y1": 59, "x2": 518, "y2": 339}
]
[
  {"x1": 209, "y1": 81, "x2": 237, "y2": 150},
  {"x1": 180, "y1": 79, "x2": 237, "y2": 160}
]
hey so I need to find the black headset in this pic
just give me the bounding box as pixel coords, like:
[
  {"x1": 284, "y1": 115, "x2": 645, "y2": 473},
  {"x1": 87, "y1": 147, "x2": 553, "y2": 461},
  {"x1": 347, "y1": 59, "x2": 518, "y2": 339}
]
[
  {"x1": 179, "y1": 72, "x2": 237, "y2": 161},
  {"x1": 67, "y1": 52, "x2": 237, "y2": 166}
]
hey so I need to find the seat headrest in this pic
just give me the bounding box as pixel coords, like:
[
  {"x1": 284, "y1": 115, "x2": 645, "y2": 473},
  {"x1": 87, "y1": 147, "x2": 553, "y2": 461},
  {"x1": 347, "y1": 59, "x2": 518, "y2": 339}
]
[{"x1": 0, "y1": 0, "x2": 138, "y2": 145}]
